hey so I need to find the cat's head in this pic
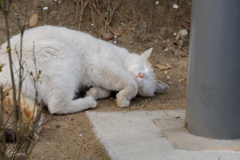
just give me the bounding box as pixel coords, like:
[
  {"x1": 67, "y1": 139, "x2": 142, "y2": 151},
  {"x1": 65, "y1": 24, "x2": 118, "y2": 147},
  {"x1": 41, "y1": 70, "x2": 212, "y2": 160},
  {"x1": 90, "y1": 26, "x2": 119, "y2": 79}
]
[{"x1": 124, "y1": 48, "x2": 169, "y2": 97}]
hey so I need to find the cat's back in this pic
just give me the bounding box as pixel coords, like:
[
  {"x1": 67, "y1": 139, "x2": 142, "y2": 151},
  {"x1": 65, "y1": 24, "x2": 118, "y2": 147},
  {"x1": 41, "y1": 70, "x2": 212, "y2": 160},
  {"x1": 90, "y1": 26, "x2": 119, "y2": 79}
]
[
  {"x1": 18, "y1": 26, "x2": 88, "y2": 45},
  {"x1": 0, "y1": 26, "x2": 92, "y2": 50},
  {"x1": 34, "y1": 26, "x2": 130, "y2": 62},
  {"x1": 1, "y1": 25, "x2": 129, "y2": 65}
]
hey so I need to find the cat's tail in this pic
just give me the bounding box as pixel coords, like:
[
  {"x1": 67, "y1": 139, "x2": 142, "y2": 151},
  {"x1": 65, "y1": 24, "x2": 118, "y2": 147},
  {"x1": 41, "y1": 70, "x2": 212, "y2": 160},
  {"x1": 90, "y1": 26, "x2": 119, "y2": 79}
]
[{"x1": 2, "y1": 88, "x2": 43, "y2": 143}]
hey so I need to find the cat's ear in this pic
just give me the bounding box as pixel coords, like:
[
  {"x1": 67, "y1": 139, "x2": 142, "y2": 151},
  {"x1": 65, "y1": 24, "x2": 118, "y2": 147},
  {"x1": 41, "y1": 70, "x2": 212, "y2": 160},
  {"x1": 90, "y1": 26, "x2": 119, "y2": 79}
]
[
  {"x1": 141, "y1": 48, "x2": 153, "y2": 59},
  {"x1": 155, "y1": 81, "x2": 169, "y2": 93}
]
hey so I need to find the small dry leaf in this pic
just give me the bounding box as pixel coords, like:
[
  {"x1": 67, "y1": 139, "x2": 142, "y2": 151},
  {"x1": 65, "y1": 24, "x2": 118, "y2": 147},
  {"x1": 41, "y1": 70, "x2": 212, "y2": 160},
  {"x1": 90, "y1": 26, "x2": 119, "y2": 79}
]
[
  {"x1": 153, "y1": 64, "x2": 167, "y2": 70},
  {"x1": 163, "y1": 48, "x2": 169, "y2": 52},
  {"x1": 153, "y1": 63, "x2": 172, "y2": 71},
  {"x1": 113, "y1": 30, "x2": 121, "y2": 36},
  {"x1": 43, "y1": 125, "x2": 50, "y2": 129},
  {"x1": 164, "y1": 63, "x2": 172, "y2": 69},
  {"x1": 102, "y1": 33, "x2": 113, "y2": 40},
  {"x1": 29, "y1": 13, "x2": 38, "y2": 27}
]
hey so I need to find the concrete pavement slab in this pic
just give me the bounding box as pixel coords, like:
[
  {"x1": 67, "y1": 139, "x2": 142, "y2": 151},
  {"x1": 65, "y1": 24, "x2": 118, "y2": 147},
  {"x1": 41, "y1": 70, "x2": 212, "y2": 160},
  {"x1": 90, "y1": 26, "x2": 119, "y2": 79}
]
[
  {"x1": 153, "y1": 118, "x2": 240, "y2": 151},
  {"x1": 86, "y1": 110, "x2": 240, "y2": 160}
]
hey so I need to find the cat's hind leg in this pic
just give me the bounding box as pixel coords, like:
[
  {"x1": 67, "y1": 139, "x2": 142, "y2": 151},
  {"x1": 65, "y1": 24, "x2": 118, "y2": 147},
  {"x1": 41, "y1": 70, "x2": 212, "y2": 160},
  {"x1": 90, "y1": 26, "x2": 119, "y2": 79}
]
[
  {"x1": 43, "y1": 68, "x2": 97, "y2": 114},
  {"x1": 32, "y1": 41, "x2": 97, "y2": 114},
  {"x1": 44, "y1": 62, "x2": 97, "y2": 114},
  {"x1": 85, "y1": 87, "x2": 111, "y2": 100},
  {"x1": 44, "y1": 70, "x2": 97, "y2": 115},
  {"x1": 47, "y1": 93, "x2": 97, "y2": 114}
]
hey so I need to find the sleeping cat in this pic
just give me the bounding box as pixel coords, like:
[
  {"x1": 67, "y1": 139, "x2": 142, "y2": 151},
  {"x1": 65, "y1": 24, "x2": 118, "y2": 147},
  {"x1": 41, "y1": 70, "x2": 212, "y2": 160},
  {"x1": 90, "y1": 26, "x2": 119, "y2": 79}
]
[{"x1": 0, "y1": 25, "x2": 169, "y2": 118}]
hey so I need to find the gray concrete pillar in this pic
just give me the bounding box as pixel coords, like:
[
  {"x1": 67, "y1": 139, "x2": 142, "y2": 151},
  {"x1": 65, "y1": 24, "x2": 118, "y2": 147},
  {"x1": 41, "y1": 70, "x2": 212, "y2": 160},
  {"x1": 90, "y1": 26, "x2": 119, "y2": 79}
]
[{"x1": 185, "y1": 0, "x2": 240, "y2": 139}]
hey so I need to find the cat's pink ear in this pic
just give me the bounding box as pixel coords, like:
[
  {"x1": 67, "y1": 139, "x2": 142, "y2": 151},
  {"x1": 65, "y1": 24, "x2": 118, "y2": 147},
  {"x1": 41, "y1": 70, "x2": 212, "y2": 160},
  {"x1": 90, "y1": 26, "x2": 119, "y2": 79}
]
[{"x1": 141, "y1": 48, "x2": 152, "y2": 59}]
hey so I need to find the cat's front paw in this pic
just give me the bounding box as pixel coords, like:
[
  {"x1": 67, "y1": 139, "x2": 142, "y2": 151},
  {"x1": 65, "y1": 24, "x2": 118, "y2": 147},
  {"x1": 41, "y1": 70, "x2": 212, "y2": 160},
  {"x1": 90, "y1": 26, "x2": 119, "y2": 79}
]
[
  {"x1": 85, "y1": 96, "x2": 97, "y2": 109},
  {"x1": 116, "y1": 97, "x2": 130, "y2": 108}
]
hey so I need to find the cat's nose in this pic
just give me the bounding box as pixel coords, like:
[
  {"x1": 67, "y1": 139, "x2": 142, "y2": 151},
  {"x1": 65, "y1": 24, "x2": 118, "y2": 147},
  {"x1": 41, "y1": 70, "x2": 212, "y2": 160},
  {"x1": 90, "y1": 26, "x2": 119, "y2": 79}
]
[{"x1": 137, "y1": 72, "x2": 144, "y2": 78}]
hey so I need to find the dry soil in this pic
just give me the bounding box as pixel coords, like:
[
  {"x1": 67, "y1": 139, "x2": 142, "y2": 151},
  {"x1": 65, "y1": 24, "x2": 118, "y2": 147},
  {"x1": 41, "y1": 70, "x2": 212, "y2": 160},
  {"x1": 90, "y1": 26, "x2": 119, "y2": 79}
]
[{"x1": 0, "y1": 0, "x2": 191, "y2": 159}]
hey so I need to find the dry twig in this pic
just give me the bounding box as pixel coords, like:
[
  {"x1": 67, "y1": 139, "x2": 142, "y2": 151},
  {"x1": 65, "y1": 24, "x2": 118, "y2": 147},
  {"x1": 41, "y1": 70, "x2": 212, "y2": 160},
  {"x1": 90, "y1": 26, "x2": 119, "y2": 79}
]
[
  {"x1": 109, "y1": 0, "x2": 123, "y2": 24},
  {"x1": 120, "y1": 18, "x2": 139, "y2": 34},
  {"x1": 75, "y1": 0, "x2": 80, "y2": 23},
  {"x1": 131, "y1": 1, "x2": 142, "y2": 19},
  {"x1": 76, "y1": 142, "x2": 82, "y2": 160},
  {"x1": 179, "y1": 0, "x2": 183, "y2": 9},
  {"x1": 155, "y1": 34, "x2": 182, "y2": 60},
  {"x1": 112, "y1": 0, "x2": 122, "y2": 15},
  {"x1": 132, "y1": 3, "x2": 136, "y2": 18},
  {"x1": 116, "y1": 11, "x2": 134, "y2": 20},
  {"x1": 116, "y1": 12, "x2": 127, "y2": 24},
  {"x1": 176, "y1": 41, "x2": 188, "y2": 53},
  {"x1": 182, "y1": 15, "x2": 190, "y2": 23},
  {"x1": 88, "y1": 0, "x2": 121, "y2": 36},
  {"x1": 179, "y1": 21, "x2": 190, "y2": 31},
  {"x1": 78, "y1": 0, "x2": 89, "y2": 31},
  {"x1": 162, "y1": 109, "x2": 180, "y2": 118},
  {"x1": 81, "y1": 152, "x2": 85, "y2": 156}
]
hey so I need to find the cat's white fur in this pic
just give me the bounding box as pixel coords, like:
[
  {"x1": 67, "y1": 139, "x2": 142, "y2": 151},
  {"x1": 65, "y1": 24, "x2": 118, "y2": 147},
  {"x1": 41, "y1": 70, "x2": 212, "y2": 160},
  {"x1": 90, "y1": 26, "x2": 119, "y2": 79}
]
[{"x1": 0, "y1": 25, "x2": 169, "y2": 115}]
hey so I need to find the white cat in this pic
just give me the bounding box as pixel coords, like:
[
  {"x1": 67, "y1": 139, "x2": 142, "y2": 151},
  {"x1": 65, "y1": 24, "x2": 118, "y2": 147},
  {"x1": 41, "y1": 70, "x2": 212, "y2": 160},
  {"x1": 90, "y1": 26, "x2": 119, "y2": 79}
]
[{"x1": 0, "y1": 25, "x2": 169, "y2": 117}]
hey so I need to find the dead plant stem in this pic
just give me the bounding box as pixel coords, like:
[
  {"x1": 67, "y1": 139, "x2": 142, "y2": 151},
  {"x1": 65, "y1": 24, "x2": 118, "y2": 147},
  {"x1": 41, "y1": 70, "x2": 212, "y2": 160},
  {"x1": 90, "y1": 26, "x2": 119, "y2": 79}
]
[
  {"x1": 132, "y1": 4, "x2": 135, "y2": 18},
  {"x1": 131, "y1": 1, "x2": 142, "y2": 19},
  {"x1": 95, "y1": 0, "x2": 104, "y2": 31},
  {"x1": 155, "y1": 34, "x2": 182, "y2": 60},
  {"x1": 162, "y1": 109, "x2": 180, "y2": 118},
  {"x1": 2, "y1": 0, "x2": 19, "y2": 144},
  {"x1": 116, "y1": 11, "x2": 133, "y2": 20},
  {"x1": 88, "y1": 0, "x2": 121, "y2": 36},
  {"x1": 120, "y1": 18, "x2": 139, "y2": 34},
  {"x1": 0, "y1": 87, "x2": 6, "y2": 157},
  {"x1": 75, "y1": 0, "x2": 80, "y2": 23},
  {"x1": 76, "y1": 143, "x2": 82, "y2": 160},
  {"x1": 78, "y1": 0, "x2": 88, "y2": 31}
]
